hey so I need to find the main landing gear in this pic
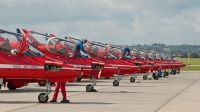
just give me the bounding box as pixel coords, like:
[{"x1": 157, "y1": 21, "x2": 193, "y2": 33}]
[
  {"x1": 143, "y1": 72, "x2": 149, "y2": 80},
  {"x1": 38, "y1": 79, "x2": 51, "y2": 103},
  {"x1": 163, "y1": 71, "x2": 169, "y2": 77},
  {"x1": 170, "y1": 69, "x2": 177, "y2": 75},
  {"x1": 176, "y1": 69, "x2": 180, "y2": 74},
  {"x1": 143, "y1": 72, "x2": 159, "y2": 80},
  {"x1": 152, "y1": 72, "x2": 159, "y2": 80},
  {"x1": 130, "y1": 75, "x2": 137, "y2": 83},
  {"x1": 113, "y1": 72, "x2": 121, "y2": 86},
  {"x1": 7, "y1": 82, "x2": 17, "y2": 90},
  {"x1": 86, "y1": 75, "x2": 97, "y2": 92}
]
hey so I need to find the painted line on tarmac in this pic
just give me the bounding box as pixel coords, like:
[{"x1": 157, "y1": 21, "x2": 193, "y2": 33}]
[
  {"x1": 155, "y1": 77, "x2": 200, "y2": 112},
  {"x1": 7, "y1": 104, "x2": 40, "y2": 112}
]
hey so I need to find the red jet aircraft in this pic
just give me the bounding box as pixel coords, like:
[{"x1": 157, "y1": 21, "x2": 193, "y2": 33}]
[{"x1": 0, "y1": 29, "x2": 82, "y2": 103}]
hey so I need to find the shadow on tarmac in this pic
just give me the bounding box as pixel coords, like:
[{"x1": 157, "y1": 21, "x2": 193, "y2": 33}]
[
  {"x1": 0, "y1": 101, "x2": 115, "y2": 105},
  {"x1": 0, "y1": 89, "x2": 84, "y2": 93},
  {"x1": 48, "y1": 102, "x2": 115, "y2": 105}
]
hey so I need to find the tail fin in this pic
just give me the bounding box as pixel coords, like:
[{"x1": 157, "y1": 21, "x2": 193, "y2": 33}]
[
  {"x1": 16, "y1": 28, "x2": 24, "y2": 41},
  {"x1": 16, "y1": 28, "x2": 28, "y2": 35}
]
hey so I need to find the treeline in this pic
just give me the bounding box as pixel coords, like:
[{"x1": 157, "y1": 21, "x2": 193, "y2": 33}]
[{"x1": 130, "y1": 43, "x2": 200, "y2": 58}]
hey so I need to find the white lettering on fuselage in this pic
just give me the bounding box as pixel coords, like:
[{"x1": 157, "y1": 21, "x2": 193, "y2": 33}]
[
  {"x1": 13, "y1": 65, "x2": 21, "y2": 68},
  {"x1": 0, "y1": 64, "x2": 43, "y2": 69}
]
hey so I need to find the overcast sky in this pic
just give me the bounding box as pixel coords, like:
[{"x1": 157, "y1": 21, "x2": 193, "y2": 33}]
[{"x1": 0, "y1": 0, "x2": 200, "y2": 45}]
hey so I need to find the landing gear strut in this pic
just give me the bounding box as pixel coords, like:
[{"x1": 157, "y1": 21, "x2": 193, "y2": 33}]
[
  {"x1": 86, "y1": 75, "x2": 97, "y2": 92},
  {"x1": 143, "y1": 72, "x2": 149, "y2": 80},
  {"x1": 113, "y1": 71, "x2": 121, "y2": 86},
  {"x1": 176, "y1": 69, "x2": 180, "y2": 74},
  {"x1": 38, "y1": 79, "x2": 51, "y2": 103}
]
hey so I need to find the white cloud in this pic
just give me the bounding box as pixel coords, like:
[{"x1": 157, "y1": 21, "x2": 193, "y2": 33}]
[{"x1": 0, "y1": 0, "x2": 200, "y2": 45}]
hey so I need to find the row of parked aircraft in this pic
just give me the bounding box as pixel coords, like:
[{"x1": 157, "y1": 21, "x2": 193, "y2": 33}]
[{"x1": 0, "y1": 28, "x2": 186, "y2": 103}]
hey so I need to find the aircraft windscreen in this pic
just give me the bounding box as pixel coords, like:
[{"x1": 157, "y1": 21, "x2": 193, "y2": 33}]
[
  {"x1": 84, "y1": 44, "x2": 105, "y2": 59},
  {"x1": 26, "y1": 32, "x2": 50, "y2": 46},
  {"x1": 138, "y1": 51, "x2": 146, "y2": 60},
  {"x1": 162, "y1": 54, "x2": 167, "y2": 60},
  {"x1": 22, "y1": 45, "x2": 44, "y2": 57},
  {"x1": 0, "y1": 30, "x2": 22, "y2": 54},
  {"x1": 131, "y1": 50, "x2": 138, "y2": 58},
  {"x1": 148, "y1": 53, "x2": 155, "y2": 60},
  {"x1": 46, "y1": 37, "x2": 77, "y2": 57},
  {"x1": 156, "y1": 54, "x2": 161, "y2": 60},
  {"x1": 165, "y1": 55, "x2": 169, "y2": 60},
  {"x1": 106, "y1": 52, "x2": 116, "y2": 59},
  {"x1": 109, "y1": 48, "x2": 122, "y2": 59}
]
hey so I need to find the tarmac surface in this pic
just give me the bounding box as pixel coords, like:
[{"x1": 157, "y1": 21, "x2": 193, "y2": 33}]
[{"x1": 0, "y1": 71, "x2": 200, "y2": 112}]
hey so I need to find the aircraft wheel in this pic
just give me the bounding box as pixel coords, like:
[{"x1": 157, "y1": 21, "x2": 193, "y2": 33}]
[
  {"x1": 163, "y1": 72, "x2": 168, "y2": 77},
  {"x1": 130, "y1": 77, "x2": 135, "y2": 82},
  {"x1": 143, "y1": 75, "x2": 148, "y2": 80},
  {"x1": 176, "y1": 69, "x2": 180, "y2": 74},
  {"x1": 166, "y1": 72, "x2": 169, "y2": 76},
  {"x1": 7, "y1": 82, "x2": 17, "y2": 90},
  {"x1": 76, "y1": 77, "x2": 82, "y2": 82},
  {"x1": 153, "y1": 73, "x2": 159, "y2": 80},
  {"x1": 113, "y1": 80, "x2": 119, "y2": 86},
  {"x1": 38, "y1": 93, "x2": 49, "y2": 103},
  {"x1": 86, "y1": 84, "x2": 93, "y2": 92},
  {"x1": 38, "y1": 81, "x2": 46, "y2": 86},
  {"x1": 172, "y1": 69, "x2": 176, "y2": 75}
]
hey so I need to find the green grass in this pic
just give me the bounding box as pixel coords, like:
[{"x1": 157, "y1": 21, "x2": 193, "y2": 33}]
[
  {"x1": 176, "y1": 58, "x2": 200, "y2": 71},
  {"x1": 177, "y1": 58, "x2": 200, "y2": 65},
  {"x1": 180, "y1": 66, "x2": 200, "y2": 71},
  {"x1": 163, "y1": 48, "x2": 170, "y2": 52}
]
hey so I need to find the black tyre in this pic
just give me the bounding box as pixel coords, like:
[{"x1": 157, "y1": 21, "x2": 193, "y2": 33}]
[
  {"x1": 38, "y1": 81, "x2": 46, "y2": 86},
  {"x1": 172, "y1": 69, "x2": 176, "y2": 75},
  {"x1": 152, "y1": 73, "x2": 159, "y2": 80},
  {"x1": 113, "y1": 80, "x2": 119, "y2": 86},
  {"x1": 176, "y1": 69, "x2": 180, "y2": 74},
  {"x1": 38, "y1": 93, "x2": 49, "y2": 103},
  {"x1": 7, "y1": 82, "x2": 17, "y2": 90},
  {"x1": 163, "y1": 71, "x2": 169, "y2": 77},
  {"x1": 86, "y1": 84, "x2": 93, "y2": 92},
  {"x1": 130, "y1": 77, "x2": 135, "y2": 82},
  {"x1": 143, "y1": 75, "x2": 148, "y2": 80}
]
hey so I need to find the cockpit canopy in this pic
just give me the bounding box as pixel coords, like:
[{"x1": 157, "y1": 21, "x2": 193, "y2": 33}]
[
  {"x1": 138, "y1": 51, "x2": 147, "y2": 60},
  {"x1": 156, "y1": 53, "x2": 162, "y2": 60},
  {"x1": 84, "y1": 43, "x2": 117, "y2": 59},
  {"x1": 0, "y1": 29, "x2": 43, "y2": 57},
  {"x1": 24, "y1": 32, "x2": 90, "y2": 59},
  {"x1": 131, "y1": 50, "x2": 138, "y2": 58},
  {"x1": 148, "y1": 52, "x2": 155, "y2": 60}
]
